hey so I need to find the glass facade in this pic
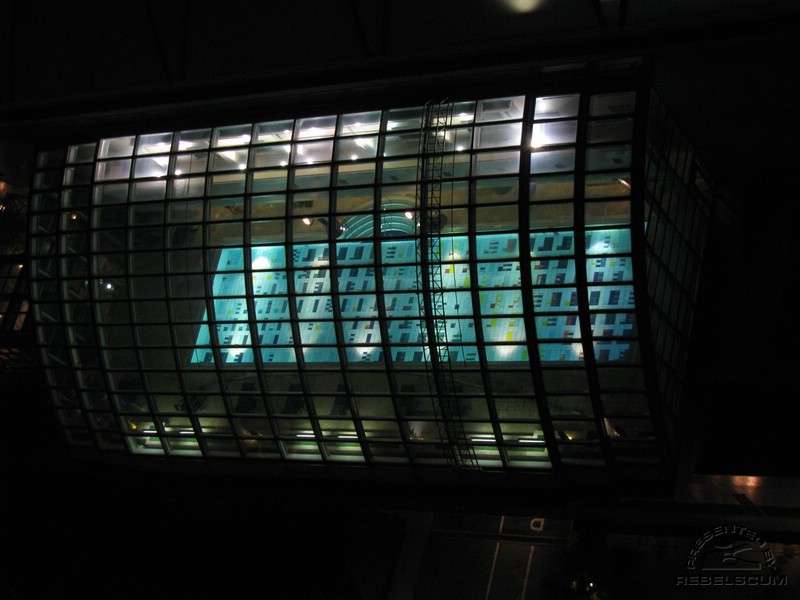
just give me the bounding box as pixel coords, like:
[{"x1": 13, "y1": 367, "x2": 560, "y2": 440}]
[
  {"x1": 27, "y1": 84, "x2": 709, "y2": 473},
  {"x1": 643, "y1": 91, "x2": 716, "y2": 443}
]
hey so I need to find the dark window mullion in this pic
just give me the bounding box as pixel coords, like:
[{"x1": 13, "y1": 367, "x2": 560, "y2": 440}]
[
  {"x1": 519, "y1": 92, "x2": 561, "y2": 470},
  {"x1": 574, "y1": 89, "x2": 615, "y2": 469}
]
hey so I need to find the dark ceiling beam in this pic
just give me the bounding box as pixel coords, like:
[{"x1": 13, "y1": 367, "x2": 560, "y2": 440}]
[
  {"x1": 348, "y1": 0, "x2": 374, "y2": 58},
  {"x1": 619, "y1": 0, "x2": 629, "y2": 26},
  {"x1": 142, "y1": 0, "x2": 174, "y2": 83},
  {"x1": 589, "y1": 0, "x2": 608, "y2": 27}
]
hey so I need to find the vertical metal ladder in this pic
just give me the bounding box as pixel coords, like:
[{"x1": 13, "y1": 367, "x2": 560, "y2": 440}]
[{"x1": 415, "y1": 100, "x2": 479, "y2": 469}]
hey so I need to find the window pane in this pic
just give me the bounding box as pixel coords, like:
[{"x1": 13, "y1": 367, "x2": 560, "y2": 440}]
[
  {"x1": 590, "y1": 91, "x2": 636, "y2": 117},
  {"x1": 339, "y1": 111, "x2": 381, "y2": 136},
  {"x1": 296, "y1": 115, "x2": 336, "y2": 139},
  {"x1": 254, "y1": 120, "x2": 294, "y2": 143},
  {"x1": 137, "y1": 133, "x2": 173, "y2": 155},
  {"x1": 534, "y1": 94, "x2": 580, "y2": 120},
  {"x1": 474, "y1": 123, "x2": 522, "y2": 148},
  {"x1": 531, "y1": 121, "x2": 577, "y2": 147},
  {"x1": 98, "y1": 136, "x2": 135, "y2": 158},
  {"x1": 476, "y1": 96, "x2": 524, "y2": 122},
  {"x1": 531, "y1": 148, "x2": 575, "y2": 173}
]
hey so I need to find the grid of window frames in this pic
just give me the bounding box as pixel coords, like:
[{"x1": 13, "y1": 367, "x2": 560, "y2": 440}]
[
  {"x1": 643, "y1": 91, "x2": 715, "y2": 447},
  {"x1": 29, "y1": 89, "x2": 666, "y2": 469}
]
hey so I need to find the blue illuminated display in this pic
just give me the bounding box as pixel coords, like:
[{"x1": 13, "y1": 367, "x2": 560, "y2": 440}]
[{"x1": 194, "y1": 229, "x2": 636, "y2": 365}]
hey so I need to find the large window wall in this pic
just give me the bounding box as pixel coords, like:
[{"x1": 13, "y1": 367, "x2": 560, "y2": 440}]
[
  {"x1": 29, "y1": 87, "x2": 662, "y2": 470},
  {"x1": 643, "y1": 91, "x2": 715, "y2": 446}
]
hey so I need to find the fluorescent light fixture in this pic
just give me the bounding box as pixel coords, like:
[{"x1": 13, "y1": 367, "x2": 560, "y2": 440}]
[
  {"x1": 302, "y1": 217, "x2": 312, "y2": 226},
  {"x1": 338, "y1": 434, "x2": 358, "y2": 439},
  {"x1": 297, "y1": 433, "x2": 316, "y2": 438},
  {"x1": 404, "y1": 211, "x2": 414, "y2": 219},
  {"x1": 471, "y1": 437, "x2": 495, "y2": 443}
]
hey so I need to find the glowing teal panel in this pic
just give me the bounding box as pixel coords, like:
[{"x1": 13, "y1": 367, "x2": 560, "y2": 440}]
[
  {"x1": 381, "y1": 239, "x2": 417, "y2": 263},
  {"x1": 587, "y1": 285, "x2": 635, "y2": 309},
  {"x1": 594, "y1": 340, "x2": 639, "y2": 363},
  {"x1": 530, "y1": 231, "x2": 574, "y2": 256},
  {"x1": 587, "y1": 256, "x2": 633, "y2": 282},
  {"x1": 537, "y1": 315, "x2": 581, "y2": 339},
  {"x1": 585, "y1": 228, "x2": 631, "y2": 255},
  {"x1": 340, "y1": 294, "x2": 379, "y2": 317},
  {"x1": 217, "y1": 248, "x2": 244, "y2": 270},
  {"x1": 292, "y1": 243, "x2": 329, "y2": 267},
  {"x1": 299, "y1": 321, "x2": 337, "y2": 345},
  {"x1": 343, "y1": 319, "x2": 381, "y2": 345},
  {"x1": 256, "y1": 321, "x2": 294, "y2": 345},
  {"x1": 345, "y1": 346, "x2": 383, "y2": 363},
  {"x1": 216, "y1": 322, "x2": 251, "y2": 345},
  {"x1": 221, "y1": 348, "x2": 255, "y2": 363},
  {"x1": 213, "y1": 272, "x2": 246, "y2": 296},
  {"x1": 214, "y1": 298, "x2": 248, "y2": 320},
  {"x1": 533, "y1": 287, "x2": 578, "y2": 312},
  {"x1": 252, "y1": 269, "x2": 288, "y2": 297},
  {"x1": 482, "y1": 317, "x2": 526, "y2": 342},
  {"x1": 384, "y1": 294, "x2": 421, "y2": 317},
  {"x1": 442, "y1": 262, "x2": 471, "y2": 288},
  {"x1": 539, "y1": 342, "x2": 584, "y2": 363},
  {"x1": 475, "y1": 233, "x2": 519, "y2": 259},
  {"x1": 445, "y1": 319, "x2": 477, "y2": 343},
  {"x1": 294, "y1": 268, "x2": 331, "y2": 294},
  {"x1": 252, "y1": 245, "x2": 287, "y2": 269},
  {"x1": 198, "y1": 240, "x2": 638, "y2": 365},
  {"x1": 478, "y1": 289, "x2": 523, "y2": 315},
  {"x1": 336, "y1": 241, "x2": 375, "y2": 265},
  {"x1": 531, "y1": 259, "x2": 576, "y2": 285},
  {"x1": 261, "y1": 347, "x2": 297, "y2": 363},
  {"x1": 386, "y1": 319, "x2": 424, "y2": 343},
  {"x1": 338, "y1": 266, "x2": 377, "y2": 292},
  {"x1": 439, "y1": 236, "x2": 471, "y2": 260},
  {"x1": 254, "y1": 296, "x2": 290, "y2": 318},
  {"x1": 300, "y1": 346, "x2": 337, "y2": 363},
  {"x1": 382, "y1": 265, "x2": 418, "y2": 291},
  {"x1": 485, "y1": 345, "x2": 527, "y2": 361},
  {"x1": 590, "y1": 312, "x2": 636, "y2": 337},
  {"x1": 477, "y1": 262, "x2": 520, "y2": 288},
  {"x1": 442, "y1": 291, "x2": 473, "y2": 316},
  {"x1": 295, "y1": 295, "x2": 334, "y2": 318}
]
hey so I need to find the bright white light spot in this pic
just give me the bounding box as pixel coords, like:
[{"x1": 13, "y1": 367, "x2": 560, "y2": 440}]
[
  {"x1": 351, "y1": 154, "x2": 358, "y2": 161},
  {"x1": 404, "y1": 211, "x2": 414, "y2": 219},
  {"x1": 498, "y1": 0, "x2": 546, "y2": 12},
  {"x1": 618, "y1": 178, "x2": 631, "y2": 189},
  {"x1": 456, "y1": 145, "x2": 465, "y2": 152},
  {"x1": 238, "y1": 164, "x2": 246, "y2": 170},
  {"x1": 302, "y1": 217, "x2": 312, "y2": 226},
  {"x1": 105, "y1": 283, "x2": 113, "y2": 290},
  {"x1": 279, "y1": 161, "x2": 288, "y2": 167},
  {"x1": 174, "y1": 169, "x2": 183, "y2": 176},
  {"x1": 252, "y1": 256, "x2": 271, "y2": 270}
]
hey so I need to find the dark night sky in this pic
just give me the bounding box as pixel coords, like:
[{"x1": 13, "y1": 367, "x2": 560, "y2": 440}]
[
  {"x1": 2, "y1": 1, "x2": 799, "y2": 476},
  {"x1": 2, "y1": 4, "x2": 800, "y2": 600}
]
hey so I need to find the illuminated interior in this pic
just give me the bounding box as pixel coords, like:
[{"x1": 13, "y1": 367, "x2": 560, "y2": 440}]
[{"x1": 29, "y1": 87, "x2": 688, "y2": 470}]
